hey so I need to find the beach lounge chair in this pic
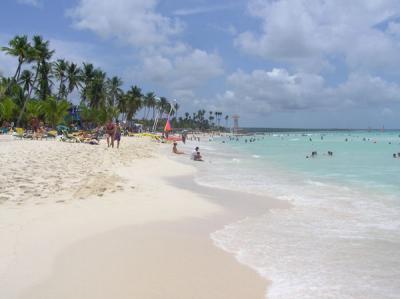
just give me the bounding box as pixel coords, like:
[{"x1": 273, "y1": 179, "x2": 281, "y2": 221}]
[
  {"x1": 13, "y1": 128, "x2": 25, "y2": 139},
  {"x1": 46, "y1": 130, "x2": 57, "y2": 139},
  {"x1": 80, "y1": 130, "x2": 100, "y2": 145},
  {"x1": 61, "y1": 130, "x2": 80, "y2": 143}
]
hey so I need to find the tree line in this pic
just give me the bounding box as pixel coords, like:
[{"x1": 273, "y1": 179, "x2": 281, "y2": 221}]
[{"x1": 0, "y1": 35, "x2": 229, "y2": 130}]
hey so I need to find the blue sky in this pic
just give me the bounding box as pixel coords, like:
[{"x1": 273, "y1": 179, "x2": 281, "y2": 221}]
[{"x1": 1, "y1": 0, "x2": 400, "y2": 128}]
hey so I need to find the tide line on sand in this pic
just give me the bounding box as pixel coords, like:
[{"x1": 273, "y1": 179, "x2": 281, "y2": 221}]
[{"x1": 0, "y1": 137, "x2": 271, "y2": 299}]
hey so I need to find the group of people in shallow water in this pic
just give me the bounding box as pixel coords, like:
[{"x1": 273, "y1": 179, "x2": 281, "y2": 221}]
[
  {"x1": 393, "y1": 153, "x2": 400, "y2": 158},
  {"x1": 224, "y1": 136, "x2": 264, "y2": 143},
  {"x1": 172, "y1": 142, "x2": 203, "y2": 161},
  {"x1": 306, "y1": 151, "x2": 333, "y2": 158}
]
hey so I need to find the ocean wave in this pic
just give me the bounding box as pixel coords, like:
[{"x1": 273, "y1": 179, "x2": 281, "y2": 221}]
[{"x1": 201, "y1": 135, "x2": 400, "y2": 299}]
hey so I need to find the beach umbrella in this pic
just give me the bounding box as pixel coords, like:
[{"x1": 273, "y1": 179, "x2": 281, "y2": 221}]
[{"x1": 164, "y1": 118, "x2": 172, "y2": 132}]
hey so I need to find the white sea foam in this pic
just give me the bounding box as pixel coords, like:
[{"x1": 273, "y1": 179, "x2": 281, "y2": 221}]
[
  {"x1": 305, "y1": 179, "x2": 328, "y2": 187},
  {"x1": 199, "y1": 133, "x2": 400, "y2": 299}
]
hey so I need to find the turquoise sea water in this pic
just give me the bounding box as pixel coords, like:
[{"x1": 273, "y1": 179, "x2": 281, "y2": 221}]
[
  {"x1": 231, "y1": 131, "x2": 400, "y2": 194},
  {"x1": 195, "y1": 131, "x2": 400, "y2": 299}
]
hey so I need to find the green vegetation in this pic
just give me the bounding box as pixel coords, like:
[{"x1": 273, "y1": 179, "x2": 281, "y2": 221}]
[{"x1": 0, "y1": 34, "x2": 229, "y2": 130}]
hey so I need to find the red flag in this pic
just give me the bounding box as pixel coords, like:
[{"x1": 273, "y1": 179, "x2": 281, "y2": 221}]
[{"x1": 164, "y1": 118, "x2": 172, "y2": 131}]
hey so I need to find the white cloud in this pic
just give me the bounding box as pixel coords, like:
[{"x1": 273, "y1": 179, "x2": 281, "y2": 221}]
[
  {"x1": 382, "y1": 107, "x2": 393, "y2": 116},
  {"x1": 335, "y1": 73, "x2": 400, "y2": 106},
  {"x1": 141, "y1": 48, "x2": 223, "y2": 101},
  {"x1": 1, "y1": 32, "x2": 104, "y2": 73},
  {"x1": 0, "y1": 35, "x2": 18, "y2": 77},
  {"x1": 235, "y1": 0, "x2": 400, "y2": 72},
  {"x1": 68, "y1": 0, "x2": 224, "y2": 101},
  {"x1": 216, "y1": 68, "x2": 400, "y2": 115},
  {"x1": 0, "y1": 52, "x2": 17, "y2": 78},
  {"x1": 173, "y1": 4, "x2": 236, "y2": 16},
  {"x1": 51, "y1": 39, "x2": 103, "y2": 67},
  {"x1": 217, "y1": 68, "x2": 327, "y2": 114},
  {"x1": 68, "y1": 0, "x2": 183, "y2": 48}
]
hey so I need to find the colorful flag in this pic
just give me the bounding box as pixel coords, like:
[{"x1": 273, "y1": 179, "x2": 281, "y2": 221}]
[{"x1": 164, "y1": 118, "x2": 172, "y2": 131}]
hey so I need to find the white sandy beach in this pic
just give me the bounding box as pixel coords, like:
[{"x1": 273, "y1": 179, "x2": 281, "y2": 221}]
[{"x1": 0, "y1": 137, "x2": 273, "y2": 299}]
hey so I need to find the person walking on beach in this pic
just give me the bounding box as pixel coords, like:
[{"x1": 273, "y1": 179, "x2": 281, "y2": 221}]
[
  {"x1": 115, "y1": 121, "x2": 122, "y2": 149},
  {"x1": 31, "y1": 117, "x2": 39, "y2": 134},
  {"x1": 182, "y1": 132, "x2": 187, "y2": 144},
  {"x1": 105, "y1": 120, "x2": 116, "y2": 148}
]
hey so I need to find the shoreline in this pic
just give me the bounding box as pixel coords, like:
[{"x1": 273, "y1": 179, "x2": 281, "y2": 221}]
[{"x1": 0, "y1": 137, "x2": 288, "y2": 299}]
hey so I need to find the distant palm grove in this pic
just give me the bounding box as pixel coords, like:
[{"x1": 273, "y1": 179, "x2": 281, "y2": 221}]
[{"x1": 0, "y1": 35, "x2": 229, "y2": 130}]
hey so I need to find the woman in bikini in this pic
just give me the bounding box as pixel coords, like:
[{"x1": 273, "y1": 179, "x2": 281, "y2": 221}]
[
  {"x1": 105, "y1": 120, "x2": 116, "y2": 148},
  {"x1": 172, "y1": 142, "x2": 184, "y2": 154}
]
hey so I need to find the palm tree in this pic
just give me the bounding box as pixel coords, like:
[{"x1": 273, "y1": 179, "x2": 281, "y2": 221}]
[
  {"x1": 18, "y1": 70, "x2": 34, "y2": 95},
  {"x1": 16, "y1": 35, "x2": 53, "y2": 125},
  {"x1": 141, "y1": 95, "x2": 148, "y2": 119},
  {"x1": 40, "y1": 97, "x2": 70, "y2": 128},
  {"x1": 25, "y1": 100, "x2": 42, "y2": 121},
  {"x1": 209, "y1": 114, "x2": 214, "y2": 126},
  {"x1": 53, "y1": 59, "x2": 68, "y2": 100},
  {"x1": 106, "y1": 76, "x2": 123, "y2": 107},
  {"x1": 106, "y1": 106, "x2": 120, "y2": 122},
  {"x1": 173, "y1": 102, "x2": 179, "y2": 118},
  {"x1": 66, "y1": 62, "x2": 81, "y2": 100},
  {"x1": 36, "y1": 61, "x2": 53, "y2": 101},
  {"x1": 0, "y1": 97, "x2": 17, "y2": 122},
  {"x1": 95, "y1": 105, "x2": 119, "y2": 124},
  {"x1": 159, "y1": 96, "x2": 168, "y2": 117},
  {"x1": 118, "y1": 92, "x2": 127, "y2": 121},
  {"x1": 1, "y1": 36, "x2": 33, "y2": 101},
  {"x1": 87, "y1": 69, "x2": 106, "y2": 109},
  {"x1": 153, "y1": 95, "x2": 160, "y2": 120},
  {"x1": 225, "y1": 115, "x2": 229, "y2": 127},
  {"x1": 30, "y1": 35, "x2": 54, "y2": 94},
  {"x1": 79, "y1": 103, "x2": 98, "y2": 128},
  {"x1": 80, "y1": 63, "x2": 94, "y2": 104},
  {"x1": 1, "y1": 35, "x2": 32, "y2": 83},
  {"x1": 0, "y1": 78, "x2": 10, "y2": 98},
  {"x1": 11, "y1": 85, "x2": 26, "y2": 109},
  {"x1": 214, "y1": 112, "x2": 222, "y2": 126},
  {"x1": 125, "y1": 85, "x2": 142, "y2": 122},
  {"x1": 144, "y1": 92, "x2": 156, "y2": 120}
]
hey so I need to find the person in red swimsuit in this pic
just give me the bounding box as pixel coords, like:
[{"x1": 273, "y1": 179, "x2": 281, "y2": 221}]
[{"x1": 105, "y1": 120, "x2": 116, "y2": 148}]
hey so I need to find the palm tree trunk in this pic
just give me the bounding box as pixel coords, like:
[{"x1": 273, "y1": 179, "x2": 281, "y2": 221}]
[
  {"x1": 142, "y1": 107, "x2": 146, "y2": 120},
  {"x1": 13, "y1": 62, "x2": 22, "y2": 82},
  {"x1": 16, "y1": 62, "x2": 40, "y2": 126},
  {"x1": 16, "y1": 91, "x2": 31, "y2": 127},
  {"x1": 57, "y1": 77, "x2": 64, "y2": 100}
]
